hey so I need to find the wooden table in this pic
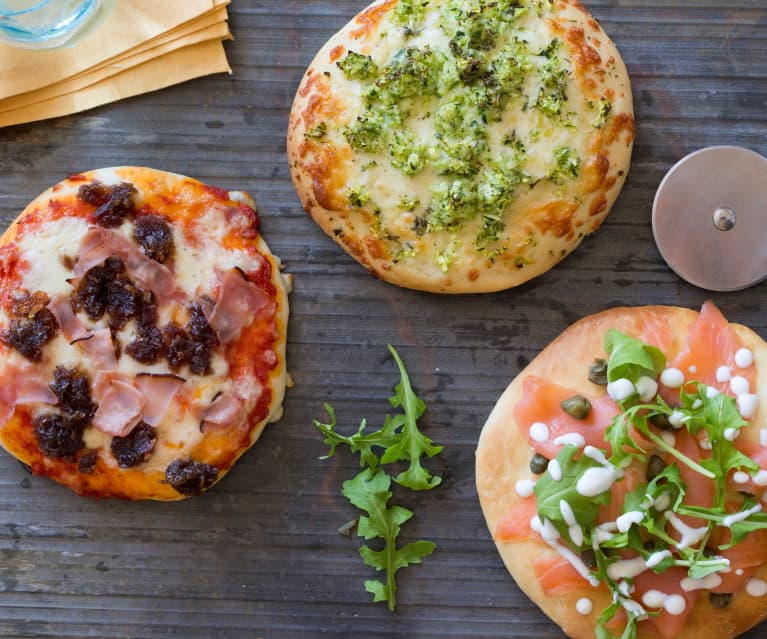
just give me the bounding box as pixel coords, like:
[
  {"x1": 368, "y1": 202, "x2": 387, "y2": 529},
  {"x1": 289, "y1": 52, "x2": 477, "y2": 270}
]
[{"x1": 0, "y1": 2, "x2": 766, "y2": 637}]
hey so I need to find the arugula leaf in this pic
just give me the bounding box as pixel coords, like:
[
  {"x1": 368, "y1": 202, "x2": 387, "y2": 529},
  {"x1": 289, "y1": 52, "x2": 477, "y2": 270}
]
[
  {"x1": 534, "y1": 445, "x2": 611, "y2": 543},
  {"x1": 380, "y1": 344, "x2": 443, "y2": 490},
  {"x1": 312, "y1": 345, "x2": 442, "y2": 490},
  {"x1": 313, "y1": 345, "x2": 442, "y2": 611},
  {"x1": 604, "y1": 328, "x2": 666, "y2": 386},
  {"x1": 343, "y1": 468, "x2": 436, "y2": 611}
]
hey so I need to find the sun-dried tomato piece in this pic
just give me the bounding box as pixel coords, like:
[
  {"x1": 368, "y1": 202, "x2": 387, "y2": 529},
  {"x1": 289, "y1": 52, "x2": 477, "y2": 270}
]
[
  {"x1": 1, "y1": 307, "x2": 58, "y2": 361},
  {"x1": 78, "y1": 181, "x2": 137, "y2": 228},
  {"x1": 166, "y1": 458, "x2": 218, "y2": 496},
  {"x1": 110, "y1": 422, "x2": 157, "y2": 468},
  {"x1": 133, "y1": 215, "x2": 173, "y2": 263}
]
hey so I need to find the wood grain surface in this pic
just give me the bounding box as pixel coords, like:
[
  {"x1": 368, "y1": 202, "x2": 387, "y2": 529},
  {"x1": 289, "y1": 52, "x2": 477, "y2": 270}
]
[{"x1": 0, "y1": 1, "x2": 766, "y2": 638}]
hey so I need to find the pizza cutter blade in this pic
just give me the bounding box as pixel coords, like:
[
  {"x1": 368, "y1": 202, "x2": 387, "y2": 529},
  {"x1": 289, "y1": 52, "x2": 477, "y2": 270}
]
[{"x1": 652, "y1": 145, "x2": 767, "y2": 292}]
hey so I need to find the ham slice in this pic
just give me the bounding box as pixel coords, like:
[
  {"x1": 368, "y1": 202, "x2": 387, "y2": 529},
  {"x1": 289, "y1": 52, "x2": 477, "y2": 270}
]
[
  {"x1": 74, "y1": 226, "x2": 181, "y2": 304},
  {"x1": 134, "y1": 373, "x2": 184, "y2": 427},
  {"x1": 92, "y1": 378, "x2": 145, "y2": 437},
  {"x1": 47, "y1": 295, "x2": 90, "y2": 343},
  {"x1": 199, "y1": 392, "x2": 244, "y2": 431},
  {"x1": 0, "y1": 360, "x2": 58, "y2": 425},
  {"x1": 75, "y1": 328, "x2": 117, "y2": 370},
  {"x1": 206, "y1": 268, "x2": 269, "y2": 344}
]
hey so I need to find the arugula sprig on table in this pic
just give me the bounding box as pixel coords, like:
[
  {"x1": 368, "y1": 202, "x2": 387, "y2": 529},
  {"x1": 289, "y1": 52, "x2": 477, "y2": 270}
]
[
  {"x1": 534, "y1": 329, "x2": 767, "y2": 639},
  {"x1": 313, "y1": 344, "x2": 442, "y2": 610}
]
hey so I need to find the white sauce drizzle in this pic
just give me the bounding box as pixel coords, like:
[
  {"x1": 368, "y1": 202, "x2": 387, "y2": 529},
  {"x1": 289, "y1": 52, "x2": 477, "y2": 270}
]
[
  {"x1": 681, "y1": 573, "x2": 722, "y2": 592},
  {"x1": 607, "y1": 378, "x2": 635, "y2": 401},
  {"x1": 746, "y1": 579, "x2": 767, "y2": 597},
  {"x1": 653, "y1": 492, "x2": 672, "y2": 511},
  {"x1": 607, "y1": 556, "x2": 647, "y2": 581},
  {"x1": 529, "y1": 421, "x2": 550, "y2": 442},
  {"x1": 716, "y1": 365, "x2": 732, "y2": 383},
  {"x1": 688, "y1": 365, "x2": 697, "y2": 374},
  {"x1": 553, "y1": 432, "x2": 586, "y2": 448},
  {"x1": 575, "y1": 597, "x2": 593, "y2": 615},
  {"x1": 735, "y1": 347, "x2": 754, "y2": 369},
  {"x1": 635, "y1": 376, "x2": 658, "y2": 402},
  {"x1": 706, "y1": 386, "x2": 720, "y2": 399},
  {"x1": 724, "y1": 427, "x2": 740, "y2": 442},
  {"x1": 515, "y1": 478, "x2": 535, "y2": 498},
  {"x1": 548, "y1": 459, "x2": 563, "y2": 481},
  {"x1": 576, "y1": 446, "x2": 623, "y2": 497},
  {"x1": 753, "y1": 470, "x2": 767, "y2": 486},
  {"x1": 722, "y1": 504, "x2": 762, "y2": 528},
  {"x1": 660, "y1": 368, "x2": 685, "y2": 389},
  {"x1": 665, "y1": 512, "x2": 708, "y2": 550},
  {"x1": 732, "y1": 471, "x2": 750, "y2": 485},
  {"x1": 616, "y1": 510, "x2": 644, "y2": 533},
  {"x1": 530, "y1": 517, "x2": 600, "y2": 587},
  {"x1": 730, "y1": 375, "x2": 750, "y2": 396},
  {"x1": 560, "y1": 500, "x2": 577, "y2": 526},
  {"x1": 669, "y1": 410, "x2": 686, "y2": 429},
  {"x1": 737, "y1": 393, "x2": 759, "y2": 419},
  {"x1": 569, "y1": 524, "x2": 584, "y2": 547},
  {"x1": 645, "y1": 550, "x2": 672, "y2": 568},
  {"x1": 661, "y1": 431, "x2": 676, "y2": 447}
]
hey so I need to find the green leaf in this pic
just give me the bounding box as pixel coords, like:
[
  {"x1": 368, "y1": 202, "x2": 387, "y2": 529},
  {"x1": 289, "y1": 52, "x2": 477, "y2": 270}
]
[
  {"x1": 604, "y1": 328, "x2": 666, "y2": 386},
  {"x1": 380, "y1": 344, "x2": 443, "y2": 490},
  {"x1": 342, "y1": 468, "x2": 436, "y2": 611},
  {"x1": 533, "y1": 445, "x2": 611, "y2": 544},
  {"x1": 312, "y1": 403, "x2": 389, "y2": 469}
]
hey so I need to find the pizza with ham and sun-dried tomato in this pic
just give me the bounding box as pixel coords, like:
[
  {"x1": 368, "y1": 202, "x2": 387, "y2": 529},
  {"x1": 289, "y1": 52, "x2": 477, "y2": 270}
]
[{"x1": 0, "y1": 167, "x2": 289, "y2": 500}]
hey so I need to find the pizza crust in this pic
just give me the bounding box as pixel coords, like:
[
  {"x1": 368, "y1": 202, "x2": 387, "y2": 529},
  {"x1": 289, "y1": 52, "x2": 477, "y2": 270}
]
[
  {"x1": 0, "y1": 167, "x2": 289, "y2": 500},
  {"x1": 288, "y1": 0, "x2": 635, "y2": 293},
  {"x1": 476, "y1": 305, "x2": 767, "y2": 639}
]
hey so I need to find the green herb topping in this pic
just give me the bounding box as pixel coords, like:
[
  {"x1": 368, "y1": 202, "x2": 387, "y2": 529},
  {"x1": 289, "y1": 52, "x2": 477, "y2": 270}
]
[
  {"x1": 313, "y1": 345, "x2": 442, "y2": 610},
  {"x1": 529, "y1": 329, "x2": 767, "y2": 639},
  {"x1": 334, "y1": 0, "x2": 588, "y2": 265}
]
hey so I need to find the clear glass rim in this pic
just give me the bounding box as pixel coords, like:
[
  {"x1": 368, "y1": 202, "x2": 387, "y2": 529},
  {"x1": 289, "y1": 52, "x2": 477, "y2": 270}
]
[{"x1": 0, "y1": 1, "x2": 55, "y2": 18}]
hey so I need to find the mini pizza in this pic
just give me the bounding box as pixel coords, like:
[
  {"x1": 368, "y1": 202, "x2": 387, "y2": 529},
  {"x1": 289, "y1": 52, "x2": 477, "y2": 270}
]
[
  {"x1": 476, "y1": 302, "x2": 767, "y2": 639},
  {"x1": 288, "y1": 0, "x2": 634, "y2": 293},
  {"x1": 0, "y1": 167, "x2": 289, "y2": 500}
]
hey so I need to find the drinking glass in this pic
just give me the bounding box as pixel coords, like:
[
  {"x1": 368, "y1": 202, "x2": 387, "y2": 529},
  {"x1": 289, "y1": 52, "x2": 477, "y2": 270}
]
[{"x1": 0, "y1": 0, "x2": 104, "y2": 49}]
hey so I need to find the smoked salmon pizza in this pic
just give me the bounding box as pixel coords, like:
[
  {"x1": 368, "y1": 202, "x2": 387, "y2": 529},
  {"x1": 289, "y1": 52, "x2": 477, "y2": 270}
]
[
  {"x1": 476, "y1": 303, "x2": 767, "y2": 639},
  {"x1": 288, "y1": 0, "x2": 634, "y2": 293},
  {"x1": 0, "y1": 168, "x2": 289, "y2": 500}
]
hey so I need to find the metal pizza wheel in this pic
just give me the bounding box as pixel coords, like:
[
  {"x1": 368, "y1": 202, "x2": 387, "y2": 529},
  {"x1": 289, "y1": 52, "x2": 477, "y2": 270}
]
[{"x1": 652, "y1": 145, "x2": 767, "y2": 292}]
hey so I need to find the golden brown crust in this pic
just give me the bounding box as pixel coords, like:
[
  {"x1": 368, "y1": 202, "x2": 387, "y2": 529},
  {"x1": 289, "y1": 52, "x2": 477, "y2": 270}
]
[
  {"x1": 476, "y1": 305, "x2": 767, "y2": 639},
  {"x1": 288, "y1": 0, "x2": 634, "y2": 293},
  {"x1": 0, "y1": 167, "x2": 289, "y2": 500}
]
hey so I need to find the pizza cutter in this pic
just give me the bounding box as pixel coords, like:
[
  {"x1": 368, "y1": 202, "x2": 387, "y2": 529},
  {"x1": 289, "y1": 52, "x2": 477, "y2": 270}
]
[{"x1": 652, "y1": 145, "x2": 767, "y2": 292}]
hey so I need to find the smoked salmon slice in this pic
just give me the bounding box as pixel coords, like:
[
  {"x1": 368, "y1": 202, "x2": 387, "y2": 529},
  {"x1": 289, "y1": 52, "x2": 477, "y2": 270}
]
[
  {"x1": 670, "y1": 300, "x2": 755, "y2": 393},
  {"x1": 513, "y1": 375, "x2": 620, "y2": 459},
  {"x1": 495, "y1": 498, "x2": 539, "y2": 542},
  {"x1": 633, "y1": 566, "x2": 698, "y2": 639},
  {"x1": 533, "y1": 555, "x2": 592, "y2": 595}
]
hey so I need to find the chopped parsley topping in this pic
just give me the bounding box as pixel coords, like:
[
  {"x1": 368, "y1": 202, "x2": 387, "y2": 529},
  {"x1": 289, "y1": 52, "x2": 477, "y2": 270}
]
[
  {"x1": 304, "y1": 122, "x2": 327, "y2": 140},
  {"x1": 336, "y1": 0, "x2": 585, "y2": 268},
  {"x1": 337, "y1": 51, "x2": 379, "y2": 80}
]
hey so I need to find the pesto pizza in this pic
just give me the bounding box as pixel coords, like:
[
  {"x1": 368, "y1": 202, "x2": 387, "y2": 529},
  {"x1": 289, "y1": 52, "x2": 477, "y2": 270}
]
[
  {"x1": 0, "y1": 167, "x2": 290, "y2": 500},
  {"x1": 288, "y1": 0, "x2": 635, "y2": 293}
]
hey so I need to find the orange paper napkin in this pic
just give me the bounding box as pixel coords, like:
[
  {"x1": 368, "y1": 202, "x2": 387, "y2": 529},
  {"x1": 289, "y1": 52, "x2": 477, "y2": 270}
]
[{"x1": 0, "y1": 0, "x2": 232, "y2": 127}]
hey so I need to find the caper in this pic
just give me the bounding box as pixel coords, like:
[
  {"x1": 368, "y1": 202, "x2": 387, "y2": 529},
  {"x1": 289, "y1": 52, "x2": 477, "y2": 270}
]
[
  {"x1": 702, "y1": 546, "x2": 717, "y2": 559},
  {"x1": 646, "y1": 455, "x2": 667, "y2": 481},
  {"x1": 529, "y1": 453, "x2": 549, "y2": 475},
  {"x1": 649, "y1": 412, "x2": 673, "y2": 431},
  {"x1": 588, "y1": 358, "x2": 608, "y2": 385},
  {"x1": 580, "y1": 549, "x2": 597, "y2": 570},
  {"x1": 709, "y1": 592, "x2": 733, "y2": 608},
  {"x1": 561, "y1": 395, "x2": 592, "y2": 419}
]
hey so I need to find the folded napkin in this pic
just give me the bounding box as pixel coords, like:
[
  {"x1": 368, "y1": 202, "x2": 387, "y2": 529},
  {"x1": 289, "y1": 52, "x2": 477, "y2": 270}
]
[{"x1": 0, "y1": 0, "x2": 231, "y2": 128}]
